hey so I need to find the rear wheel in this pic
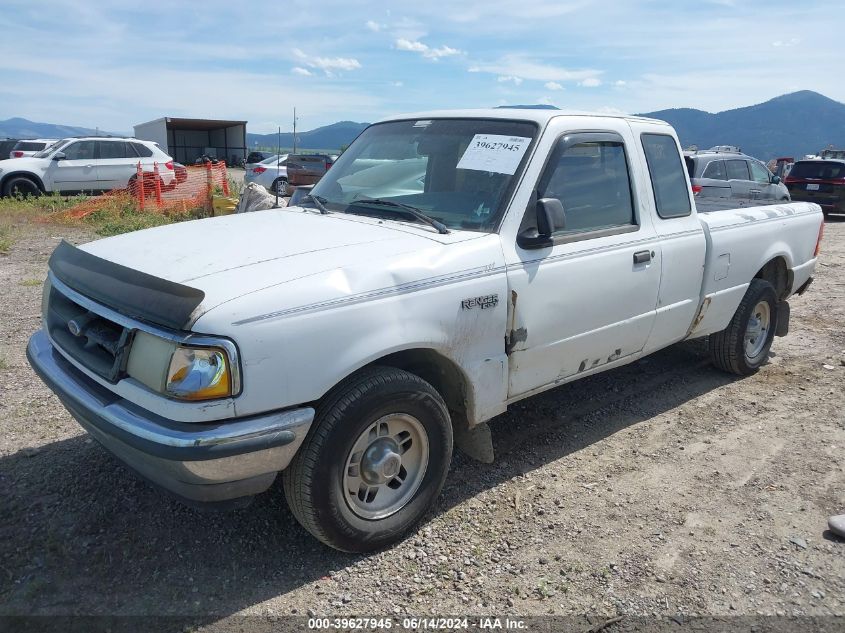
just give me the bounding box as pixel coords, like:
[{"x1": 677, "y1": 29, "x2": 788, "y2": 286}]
[
  {"x1": 128, "y1": 174, "x2": 161, "y2": 197},
  {"x1": 272, "y1": 178, "x2": 288, "y2": 196},
  {"x1": 282, "y1": 366, "x2": 453, "y2": 552},
  {"x1": 709, "y1": 278, "x2": 778, "y2": 375},
  {"x1": 2, "y1": 176, "x2": 41, "y2": 198}
]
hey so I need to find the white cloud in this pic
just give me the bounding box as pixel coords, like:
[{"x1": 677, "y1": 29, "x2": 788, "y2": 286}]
[
  {"x1": 614, "y1": 80, "x2": 627, "y2": 87},
  {"x1": 291, "y1": 67, "x2": 312, "y2": 76},
  {"x1": 395, "y1": 38, "x2": 462, "y2": 60},
  {"x1": 498, "y1": 75, "x2": 523, "y2": 85},
  {"x1": 293, "y1": 48, "x2": 361, "y2": 75},
  {"x1": 537, "y1": 96, "x2": 553, "y2": 106},
  {"x1": 391, "y1": 81, "x2": 404, "y2": 87},
  {"x1": 772, "y1": 37, "x2": 800, "y2": 48},
  {"x1": 579, "y1": 77, "x2": 602, "y2": 87},
  {"x1": 598, "y1": 106, "x2": 626, "y2": 115},
  {"x1": 469, "y1": 54, "x2": 601, "y2": 83},
  {"x1": 544, "y1": 81, "x2": 563, "y2": 90},
  {"x1": 0, "y1": 52, "x2": 382, "y2": 134},
  {"x1": 313, "y1": 56, "x2": 361, "y2": 71},
  {"x1": 365, "y1": 20, "x2": 382, "y2": 31}
]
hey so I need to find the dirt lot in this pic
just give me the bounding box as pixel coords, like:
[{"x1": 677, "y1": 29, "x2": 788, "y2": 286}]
[{"x1": 0, "y1": 216, "x2": 843, "y2": 626}]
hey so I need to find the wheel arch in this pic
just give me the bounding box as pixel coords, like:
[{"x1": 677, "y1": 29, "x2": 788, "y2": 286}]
[
  {"x1": 754, "y1": 256, "x2": 792, "y2": 301},
  {"x1": 329, "y1": 347, "x2": 475, "y2": 436},
  {"x1": 1, "y1": 171, "x2": 45, "y2": 194}
]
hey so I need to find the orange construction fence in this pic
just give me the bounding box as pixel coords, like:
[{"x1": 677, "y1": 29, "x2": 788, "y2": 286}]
[{"x1": 61, "y1": 160, "x2": 232, "y2": 220}]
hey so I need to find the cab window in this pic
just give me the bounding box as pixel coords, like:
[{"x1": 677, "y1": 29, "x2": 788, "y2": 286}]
[
  {"x1": 641, "y1": 133, "x2": 692, "y2": 218},
  {"x1": 536, "y1": 137, "x2": 635, "y2": 234}
]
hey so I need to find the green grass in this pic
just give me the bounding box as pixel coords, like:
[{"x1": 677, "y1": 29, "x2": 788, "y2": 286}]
[
  {"x1": 19, "y1": 278, "x2": 43, "y2": 287},
  {"x1": 0, "y1": 225, "x2": 13, "y2": 254},
  {"x1": 0, "y1": 191, "x2": 209, "y2": 240}
]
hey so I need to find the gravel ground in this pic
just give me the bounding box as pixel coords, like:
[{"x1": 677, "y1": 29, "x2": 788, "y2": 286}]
[{"x1": 0, "y1": 217, "x2": 843, "y2": 624}]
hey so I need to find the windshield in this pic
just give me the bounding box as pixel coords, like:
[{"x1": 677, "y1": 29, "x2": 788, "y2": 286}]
[
  {"x1": 310, "y1": 118, "x2": 537, "y2": 232},
  {"x1": 32, "y1": 139, "x2": 71, "y2": 159},
  {"x1": 789, "y1": 161, "x2": 845, "y2": 180}
]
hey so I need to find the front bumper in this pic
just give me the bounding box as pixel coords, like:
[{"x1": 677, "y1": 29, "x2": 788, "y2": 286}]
[{"x1": 27, "y1": 330, "x2": 314, "y2": 504}]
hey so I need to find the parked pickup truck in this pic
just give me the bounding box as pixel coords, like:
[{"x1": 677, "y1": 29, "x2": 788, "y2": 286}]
[{"x1": 27, "y1": 109, "x2": 824, "y2": 552}]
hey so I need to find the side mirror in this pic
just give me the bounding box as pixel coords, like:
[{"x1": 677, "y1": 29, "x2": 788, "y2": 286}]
[
  {"x1": 52, "y1": 152, "x2": 66, "y2": 161},
  {"x1": 517, "y1": 197, "x2": 565, "y2": 250},
  {"x1": 536, "y1": 197, "x2": 566, "y2": 235},
  {"x1": 771, "y1": 175, "x2": 781, "y2": 184}
]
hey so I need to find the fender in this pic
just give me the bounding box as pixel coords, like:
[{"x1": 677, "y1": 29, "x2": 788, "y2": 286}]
[{"x1": 0, "y1": 170, "x2": 46, "y2": 192}]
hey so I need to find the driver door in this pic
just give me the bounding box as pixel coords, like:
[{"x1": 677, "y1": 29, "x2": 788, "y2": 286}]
[
  {"x1": 50, "y1": 140, "x2": 98, "y2": 192},
  {"x1": 503, "y1": 127, "x2": 661, "y2": 398}
]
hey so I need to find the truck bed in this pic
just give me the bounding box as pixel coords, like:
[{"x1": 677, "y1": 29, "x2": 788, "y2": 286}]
[{"x1": 691, "y1": 201, "x2": 821, "y2": 338}]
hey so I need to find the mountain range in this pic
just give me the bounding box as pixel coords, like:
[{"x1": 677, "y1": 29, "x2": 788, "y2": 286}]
[
  {"x1": 638, "y1": 91, "x2": 845, "y2": 159},
  {"x1": 2, "y1": 90, "x2": 844, "y2": 159},
  {"x1": 245, "y1": 121, "x2": 368, "y2": 153},
  {"x1": 0, "y1": 117, "x2": 122, "y2": 139}
]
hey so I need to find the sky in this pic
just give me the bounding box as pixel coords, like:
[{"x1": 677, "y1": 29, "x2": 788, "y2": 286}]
[{"x1": 0, "y1": 0, "x2": 841, "y2": 134}]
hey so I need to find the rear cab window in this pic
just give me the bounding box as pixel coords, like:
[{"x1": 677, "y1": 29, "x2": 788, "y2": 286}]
[{"x1": 641, "y1": 133, "x2": 692, "y2": 218}]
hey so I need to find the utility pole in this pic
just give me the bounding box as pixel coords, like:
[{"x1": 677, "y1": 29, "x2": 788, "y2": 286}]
[
  {"x1": 275, "y1": 126, "x2": 281, "y2": 207},
  {"x1": 292, "y1": 107, "x2": 297, "y2": 154}
]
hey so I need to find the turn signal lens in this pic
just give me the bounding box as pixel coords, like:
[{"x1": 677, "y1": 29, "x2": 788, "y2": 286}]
[{"x1": 166, "y1": 346, "x2": 232, "y2": 400}]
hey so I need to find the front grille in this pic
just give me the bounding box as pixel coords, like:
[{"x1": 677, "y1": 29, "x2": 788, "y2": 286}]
[{"x1": 46, "y1": 285, "x2": 133, "y2": 383}]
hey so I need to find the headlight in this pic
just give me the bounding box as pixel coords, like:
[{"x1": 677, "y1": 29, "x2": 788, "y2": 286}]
[
  {"x1": 126, "y1": 331, "x2": 240, "y2": 401},
  {"x1": 166, "y1": 346, "x2": 232, "y2": 400}
]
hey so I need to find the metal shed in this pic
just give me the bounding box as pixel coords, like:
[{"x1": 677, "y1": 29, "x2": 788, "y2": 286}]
[{"x1": 133, "y1": 117, "x2": 247, "y2": 166}]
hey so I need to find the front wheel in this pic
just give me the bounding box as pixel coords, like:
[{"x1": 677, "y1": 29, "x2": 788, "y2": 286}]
[
  {"x1": 2, "y1": 176, "x2": 41, "y2": 198},
  {"x1": 282, "y1": 366, "x2": 453, "y2": 552},
  {"x1": 709, "y1": 278, "x2": 778, "y2": 375}
]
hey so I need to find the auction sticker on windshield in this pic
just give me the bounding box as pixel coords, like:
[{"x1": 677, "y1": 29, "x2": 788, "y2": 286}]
[{"x1": 457, "y1": 134, "x2": 532, "y2": 175}]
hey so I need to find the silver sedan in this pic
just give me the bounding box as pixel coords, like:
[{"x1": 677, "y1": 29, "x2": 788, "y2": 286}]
[{"x1": 244, "y1": 154, "x2": 289, "y2": 194}]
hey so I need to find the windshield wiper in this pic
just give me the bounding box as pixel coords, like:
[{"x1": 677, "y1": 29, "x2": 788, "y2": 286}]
[
  {"x1": 303, "y1": 193, "x2": 330, "y2": 215},
  {"x1": 352, "y1": 198, "x2": 449, "y2": 234}
]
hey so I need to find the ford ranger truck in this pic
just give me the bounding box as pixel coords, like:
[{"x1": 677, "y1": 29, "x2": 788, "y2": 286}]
[{"x1": 27, "y1": 109, "x2": 824, "y2": 552}]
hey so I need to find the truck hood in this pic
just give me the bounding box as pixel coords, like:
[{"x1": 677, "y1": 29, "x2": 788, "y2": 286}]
[{"x1": 80, "y1": 208, "x2": 487, "y2": 321}]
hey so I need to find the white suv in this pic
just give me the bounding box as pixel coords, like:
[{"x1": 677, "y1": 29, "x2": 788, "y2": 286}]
[
  {"x1": 9, "y1": 138, "x2": 59, "y2": 158},
  {"x1": 0, "y1": 137, "x2": 176, "y2": 197}
]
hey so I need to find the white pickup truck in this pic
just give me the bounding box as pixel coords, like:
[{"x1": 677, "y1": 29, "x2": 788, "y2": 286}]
[{"x1": 27, "y1": 109, "x2": 824, "y2": 552}]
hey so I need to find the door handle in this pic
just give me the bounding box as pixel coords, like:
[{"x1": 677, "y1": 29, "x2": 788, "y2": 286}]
[{"x1": 633, "y1": 250, "x2": 652, "y2": 264}]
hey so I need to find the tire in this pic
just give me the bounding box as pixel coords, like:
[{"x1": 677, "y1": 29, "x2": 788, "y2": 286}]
[
  {"x1": 709, "y1": 278, "x2": 778, "y2": 375},
  {"x1": 128, "y1": 174, "x2": 160, "y2": 197},
  {"x1": 2, "y1": 176, "x2": 41, "y2": 198},
  {"x1": 272, "y1": 177, "x2": 288, "y2": 196},
  {"x1": 283, "y1": 366, "x2": 453, "y2": 552}
]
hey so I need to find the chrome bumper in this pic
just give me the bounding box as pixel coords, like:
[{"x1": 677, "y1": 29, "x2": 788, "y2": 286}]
[{"x1": 27, "y1": 329, "x2": 314, "y2": 504}]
